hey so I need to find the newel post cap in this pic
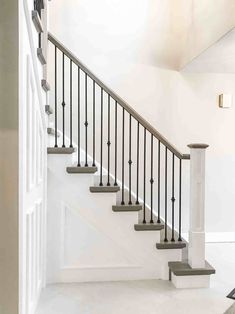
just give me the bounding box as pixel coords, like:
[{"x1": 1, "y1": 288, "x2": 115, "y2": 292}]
[{"x1": 187, "y1": 143, "x2": 209, "y2": 149}]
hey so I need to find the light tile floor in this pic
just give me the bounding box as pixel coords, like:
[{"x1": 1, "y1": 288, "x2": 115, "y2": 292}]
[{"x1": 36, "y1": 243, "x2": 235, "y2": 314}]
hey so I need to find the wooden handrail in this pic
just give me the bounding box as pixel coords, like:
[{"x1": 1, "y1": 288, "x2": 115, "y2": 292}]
[{"x1": 48, "y1": 32, "x2": 190, "y2": 160}]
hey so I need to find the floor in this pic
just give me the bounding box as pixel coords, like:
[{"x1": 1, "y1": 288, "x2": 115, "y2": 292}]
[{"x1": 36, "y1": 243, "x2": 235, "y2": 314}]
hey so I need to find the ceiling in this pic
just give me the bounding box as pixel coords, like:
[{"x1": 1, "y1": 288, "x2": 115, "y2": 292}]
[{"x1": 182, "y1": 28, "x2": 235, "y2": 73}]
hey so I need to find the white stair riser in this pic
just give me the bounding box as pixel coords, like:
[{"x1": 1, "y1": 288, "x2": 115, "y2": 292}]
[{"x1": 172, "y1": 273, "x2": 210, "y2": 288}]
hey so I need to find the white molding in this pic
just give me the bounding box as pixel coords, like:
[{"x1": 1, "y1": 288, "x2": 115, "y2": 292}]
[
  {"x1": 23, "y1": 0, "x2": 46, "y2": 129},
  {"x1": 60, "y1": 202, "x2": 142, "y2": 271},
  {"x1": 182, "y1": 232, "x2": 235, "y2": 243},
  {"x1": 61, "y1": 265, "x2": 141, "y2": 270},
  {"x1": 206, "y1": 232, "x2": 235, "y2": 243}
]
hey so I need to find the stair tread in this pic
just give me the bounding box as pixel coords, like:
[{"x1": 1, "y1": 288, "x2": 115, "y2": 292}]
[
  {"x1": 32, "y1": 10, "x2": 43, "y2": 33},
  {"x1": 41, "y1": 79, "x2": 50, "y2": 92},
  {"x1": 90, "y1": 186, "x2": 120, "y2": 193},
  {"x1": 37, "y1": 48, "x2": 46, "y2": 65},
  {"x1": 112, "y1": 204, "x2": 142, "y2": 212},
  {"x1": 156, "y1": 241, "x2": 186, "y2": 250},
  {"x1": 45, "y1": 105, "x2": 53, "y2": 115},
  {"x1": 134, "y1": 223, "x2": 164, "y2": 231},
  {"x1": 47, "y1": 128, "x2": 60, "y2": 137},
  {"x1": 47, "y1": 147, "x2": 76, "y2": 154},
  {"x1": 67, "y1": 166, "x2": 98, "y2": 174},
  {"x1": 168, "y1": 260, "x2": 215, "y2": 276}
]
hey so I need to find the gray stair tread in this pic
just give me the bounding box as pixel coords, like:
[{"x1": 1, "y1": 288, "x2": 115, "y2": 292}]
[
  {"x1": 32, "y1": 10, "x2": 43, "y2": 33},
  {"x1": 156, "y1": 241, "x2": 186, "y2": 250},
  {"x1": 112, "y1": 204, "x2": 142, "y2": 212},
  {"x1": 134, "y1": 223, "x2": 164, "y2": 231},
  {"x1": 37, "y1": 48, "x2": 46, "y2": 65},
  {"x1": 168, "y1": 260, "x2": 215, "y2": 276},
  {"x1": 90, "y1": 186, "x2": 120, "y2": 193},
  {"x1": 45, "y1": 105, "x2": 53, "y2": 115},
  {"x1": 41, "y1": 79, "x2": 50, "y2": 92},
  {"x1": 67, "y1": 166, "x2": 97, "y2": 174},
  {"x1": 47, "y1": 128, "x2": 60, "y2": 137},
  {"x1": 47, "y1": 147, "x2": 76, "y2": 154}
]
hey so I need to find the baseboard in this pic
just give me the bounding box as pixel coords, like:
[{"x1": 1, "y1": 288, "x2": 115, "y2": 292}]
[
  {"x1": 61, "y1": 264, "x2": 141, "y2": 270},
  {"x1": 182, "y1": 232, "x2": 235, "y2": 243},
  {"x1": 47, "y1": 266, "x2": 162, "y2": 283}
]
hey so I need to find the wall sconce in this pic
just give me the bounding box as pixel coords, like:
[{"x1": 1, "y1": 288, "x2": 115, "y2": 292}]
[{"x1": 219, "y1": 94, "x2": 232, "y2": 108}]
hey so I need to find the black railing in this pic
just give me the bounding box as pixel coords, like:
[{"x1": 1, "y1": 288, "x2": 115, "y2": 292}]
[{"x1": 48, "y1": 33, "x2": 190, "y2": 242}]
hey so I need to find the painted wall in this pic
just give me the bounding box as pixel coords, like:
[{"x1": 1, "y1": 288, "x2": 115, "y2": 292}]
[
  {"x1": 48, "y1": 0, "x2": 235, "y2": 71},
  {"x1": 48, "y1": 0, "x2": 235, "y2": 234},
  {"x1": 179, "y1": 0, "x2": 235, "y2": 69}
]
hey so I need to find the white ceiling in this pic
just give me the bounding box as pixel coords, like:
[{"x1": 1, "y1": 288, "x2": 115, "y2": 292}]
[
  {"x1": 49, "y1": 0, "x2": 235, "y2": 71},
  {"x1": 182, "y1": 28, "x2": 235, "y2": 73}
]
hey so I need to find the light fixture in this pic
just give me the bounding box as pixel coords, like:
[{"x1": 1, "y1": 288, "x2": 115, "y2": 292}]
[{"x1": 219, "y1": 94, "x2": 232, "y2": 108}]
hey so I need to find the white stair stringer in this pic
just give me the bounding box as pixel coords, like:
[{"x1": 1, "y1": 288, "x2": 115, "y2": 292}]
[{"x1": 47, "y1": 152, "x2": 182, "y2": 283}]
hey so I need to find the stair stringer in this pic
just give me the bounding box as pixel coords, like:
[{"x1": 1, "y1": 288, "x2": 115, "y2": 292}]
[
  {"x1": 47, "y1": 152, "x2": 182, "y2": 283},
  {"x1": 47, "y1": 127, "x2": 185, "y2": 240}
]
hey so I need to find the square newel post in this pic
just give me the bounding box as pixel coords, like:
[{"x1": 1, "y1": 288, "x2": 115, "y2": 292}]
[{"x1": 188, "y1": 143, "x2": 209, "y2": 269}]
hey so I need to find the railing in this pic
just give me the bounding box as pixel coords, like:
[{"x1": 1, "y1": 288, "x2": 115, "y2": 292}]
[{"x1": 48, "y1": 33, "x2": 190, "y2": 242}]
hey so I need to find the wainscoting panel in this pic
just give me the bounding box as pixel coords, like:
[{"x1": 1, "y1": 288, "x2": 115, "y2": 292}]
[{"x1": 19, "y1": 0, "x2": 48, "y2": 312}]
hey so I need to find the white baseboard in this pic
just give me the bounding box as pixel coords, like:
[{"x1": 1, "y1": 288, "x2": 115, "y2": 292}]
[{"x1": 182, "y1": 232, "x2": 235, "y2": 243}]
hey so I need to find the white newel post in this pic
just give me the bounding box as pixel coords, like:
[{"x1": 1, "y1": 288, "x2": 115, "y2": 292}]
[{"x1": 188, "y1": 143, "x2": 208, "y2": 269}]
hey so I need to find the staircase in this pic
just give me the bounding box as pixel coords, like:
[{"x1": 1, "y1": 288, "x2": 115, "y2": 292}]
[{"x1": 46, "y1": 33, "x2": 215, "y2": 288}]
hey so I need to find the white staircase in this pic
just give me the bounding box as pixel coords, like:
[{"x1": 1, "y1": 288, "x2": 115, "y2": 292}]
[{"x1": 45, "y1": 34, "x2": 215, "y2": 289}]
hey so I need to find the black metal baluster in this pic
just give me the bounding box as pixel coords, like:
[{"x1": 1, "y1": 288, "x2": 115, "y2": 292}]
[
  {"x1": 54, "y1": 45, "x2": 58, "y2": 147},
  {"x1": 69, "y1": 59, "x2": 73, "y2": 148},
  {"x1": 164, "y1": 147, "x2": 168, "y2": 242},
  {"x1": 157, "y1": 140, "x2": 161, "y2": 223},
  {"x1": 171, "y1": 153, "x2": 175, "y2": 242},
  {"x1": 114, "y1": 101, "x2": 118, "y2": 186},
  {"x1": 136, "y1": 122, "x2": 139, "y2": 205},
  {"x1": 178, "y1": 159, "x2": 182, "y2": 241},
  {"x1": 107, "y1": 95, "x2": 111, "y2": 186},
  {"x1": 77, "y1": 67, "x2": 81, "y2": 166},
  {"x1": 92, "y1": 81, "x2": 96, "y2": 166},
  {"x1": 99, "y1": 88, "x2": 103, "y2": 186},
  {"x1": 84, "y1": 73, "x2": 88, "y2": 166},
  {"x1": 128, "y1": 114, "x2": 132, "y2": 205},
  {"x1": 150, "y1": 134, "x2": 154, "y2": 223},
  {"x1": 39, "y1": 33, "x2": 41, "y2": 49},
  {"x1": 143, "y1": 128, "x2": 146, "y2": 224},
  {"x1": 62, "y1": 53, "x2": 65, "y2": 147},
  {"x1": 121, "y1": 108, "x2": 125, "y2": 205}
]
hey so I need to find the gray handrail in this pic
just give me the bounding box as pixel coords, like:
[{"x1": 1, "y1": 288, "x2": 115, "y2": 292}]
[{"x1": 48, "y1": 32, "x2": 190, "y2": 160}]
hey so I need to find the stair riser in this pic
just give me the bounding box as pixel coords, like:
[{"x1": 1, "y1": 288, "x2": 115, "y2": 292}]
[
  {"x1": 159, "y1": 250, "x2": 182, "y2": 280},
  {"x1": 171, "y1": 273, "x2": 210, "y2": 288}
]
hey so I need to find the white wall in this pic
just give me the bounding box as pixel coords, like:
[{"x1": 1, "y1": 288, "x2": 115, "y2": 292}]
[
  {"x1": 182, "y1": 28, "x2": 235, "y2": 73},
  {"x1": 179, "y1": 0, "x2": 235, "y2": 69},
  {"x1": 48, "y1": 0, "x2": 235, "y2": 234},
  {"x1": 48, "y1": 0, "x2": 235, "y2": 71}
]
